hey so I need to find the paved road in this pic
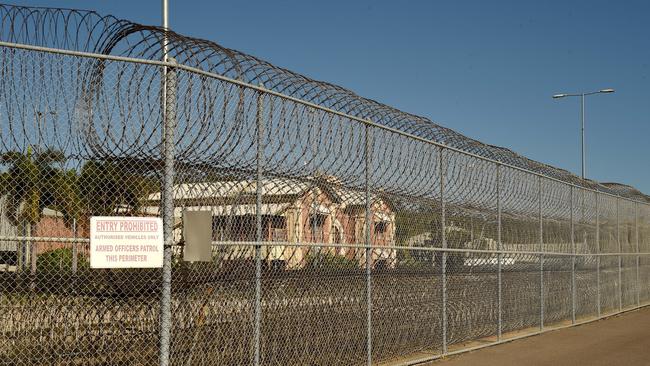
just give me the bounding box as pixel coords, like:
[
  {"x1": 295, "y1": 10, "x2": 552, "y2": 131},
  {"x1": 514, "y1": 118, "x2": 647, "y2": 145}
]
[{"x1": 428, "y1": 306, "x2": 650, "y2": 366}]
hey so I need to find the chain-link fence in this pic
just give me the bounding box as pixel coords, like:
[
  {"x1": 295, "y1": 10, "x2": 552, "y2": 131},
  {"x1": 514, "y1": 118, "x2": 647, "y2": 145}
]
[{"x1": 1, "y1": 4, "x2": 650, "y2": 366}]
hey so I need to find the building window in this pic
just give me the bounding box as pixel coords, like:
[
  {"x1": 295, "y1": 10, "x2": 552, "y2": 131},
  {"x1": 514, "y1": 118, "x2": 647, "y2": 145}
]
[
  {"x1": 213, "y1": 216, "x2": 255, "y2": 241},
  {"x1": 0, "y1": 251, "x2": 17, "y2": 267},
  {"x1": 213, "y1": 215, "x2": 287, "y2": 242},
  {"x1": 268, "y1": 216, "x2": 287, "y2": 242},
  {"x1": 333, "y1": 226, "x2": 342, "y2": 244},
  {"x1": 374, "y1": 221, "x2": 388, "y2": 242},
  {"x1": 309, "y1": 214, "x2": 326, "y2": 243}
]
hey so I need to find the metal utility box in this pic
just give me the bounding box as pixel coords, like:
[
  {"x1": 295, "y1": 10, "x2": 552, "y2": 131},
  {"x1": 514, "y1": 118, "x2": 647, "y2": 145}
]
[{"x1": 182, "y1": 211, "x2": 212, "y2": 262}]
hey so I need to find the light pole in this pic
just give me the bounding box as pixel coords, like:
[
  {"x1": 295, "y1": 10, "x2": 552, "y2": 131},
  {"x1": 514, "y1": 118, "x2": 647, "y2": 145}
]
[{"x1": 552, "y1": 88, "x2": 614, "y2": 180}]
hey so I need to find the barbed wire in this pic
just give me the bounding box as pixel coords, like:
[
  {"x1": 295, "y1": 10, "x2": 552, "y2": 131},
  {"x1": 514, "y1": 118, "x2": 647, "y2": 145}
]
[{"x1": 0, "y1": 2, "x2": 647, "y2": 202}]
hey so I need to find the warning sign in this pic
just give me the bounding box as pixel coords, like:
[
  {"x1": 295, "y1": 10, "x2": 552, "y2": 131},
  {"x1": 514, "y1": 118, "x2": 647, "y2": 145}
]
[{"x1": 90, "y1": 216, "x2": 164, "y2": 268}]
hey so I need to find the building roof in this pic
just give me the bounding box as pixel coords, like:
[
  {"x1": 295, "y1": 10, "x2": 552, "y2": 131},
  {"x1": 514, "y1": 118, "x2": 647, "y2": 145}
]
[
  {"x1": 147, "y1": 178, "x2": 389, "y2": 207},
  {"x1": 146, "y1": 179, "x2": 311, "y2": 201},
  {"x1": 144, "y1": 178, "x2": 393, "y2": 217},
  {"x1": 142, "y1": 203, "x2": 292, "y2": 218}
]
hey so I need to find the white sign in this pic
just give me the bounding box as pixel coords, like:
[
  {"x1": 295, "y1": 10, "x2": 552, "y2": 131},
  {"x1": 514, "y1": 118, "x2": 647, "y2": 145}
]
[{"x1": 90, "y1": 216, "x2": 163, "y2": 268}]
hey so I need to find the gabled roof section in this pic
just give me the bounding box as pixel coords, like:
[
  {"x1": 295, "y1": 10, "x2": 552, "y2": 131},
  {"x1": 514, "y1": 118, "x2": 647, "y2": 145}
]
[{"x1": 146, "y1": 177, "x2": 392, "y2": 209}]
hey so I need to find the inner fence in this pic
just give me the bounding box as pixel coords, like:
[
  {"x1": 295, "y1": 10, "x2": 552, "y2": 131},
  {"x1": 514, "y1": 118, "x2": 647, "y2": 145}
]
[{"x1": 1, "y1": 4, "x2": 650, "y2": 366}]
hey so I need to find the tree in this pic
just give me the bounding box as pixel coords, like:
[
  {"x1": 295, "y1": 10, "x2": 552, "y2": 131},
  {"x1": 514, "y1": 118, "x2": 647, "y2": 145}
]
[
  {"x1": 0, "y1": 147, "x2": 79, "y2": 273},
  {"x1": 77, "y1": 158, "x2": 159, "y2": 217},
  {"x1": 0, "y1": 148, "x2": 78, "y2": 227},
  {"x1": 1, "y1": 153, "x2": 161, "y2": 226},
  {"x1": 0, "y1": 170, "x2": 7, "y2": 202}
]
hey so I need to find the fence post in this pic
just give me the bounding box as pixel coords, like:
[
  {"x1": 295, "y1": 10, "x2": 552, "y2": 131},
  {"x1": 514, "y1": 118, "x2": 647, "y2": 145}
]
[
  {"x1": 439, "y1": 147, "x2": 447, "y2": 354},
  {"x1": 570, "y1": 186, "x2": 576, "y2": 324},
  {"x1": 496, "y1": 164, "x2": 502, "y2": 340},
  {"x1": 309, "y1": 109, "x2": 320, "y2": 261},
  {"x1": 617, "y1": 198, "x2": 622, "y2": 311},
  {"x1": 72, "y1": 218, "x2": 78, "y2": 274},
  {"x1": 253, "y1": 89, "x2": 264, "y2": 366},
  {"x1": 29, "y1": 222, "x2": 36, "y2": 274},
  {"x1": 539, "y1": 176, "x2": 544, "y2": 330},
  {"x1": 159, "y1": 58, "x2": 177, "y2": 366},
  {"x1": 27, "y1": 222, "x2": 35, "y2": 292},
  {"x1": 596, "y1": 192, "x2": 601, "y2": 317},
  {"x1": 634, "y1": 202, "x2": 641, "y2": 306},
  {"x1": 364, "y1": 124, "x2": 372, "y2": 366}
]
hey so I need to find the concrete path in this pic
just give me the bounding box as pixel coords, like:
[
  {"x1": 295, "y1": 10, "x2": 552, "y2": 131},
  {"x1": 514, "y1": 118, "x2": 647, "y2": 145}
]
[{"x1": 428, "y1": 307, "x2": 650, "y2": 366}]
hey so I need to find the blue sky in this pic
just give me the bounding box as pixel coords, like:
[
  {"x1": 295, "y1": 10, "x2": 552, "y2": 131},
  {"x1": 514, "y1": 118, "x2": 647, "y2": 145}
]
[{"x1": 16, "y1": 0, "x2": 650, "y2": 192}]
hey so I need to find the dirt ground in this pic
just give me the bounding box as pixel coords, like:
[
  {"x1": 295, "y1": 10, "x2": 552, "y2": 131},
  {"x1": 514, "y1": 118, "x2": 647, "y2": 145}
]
[{"x1": 427, "y1": 307, "x2": 650, "y2": 366}]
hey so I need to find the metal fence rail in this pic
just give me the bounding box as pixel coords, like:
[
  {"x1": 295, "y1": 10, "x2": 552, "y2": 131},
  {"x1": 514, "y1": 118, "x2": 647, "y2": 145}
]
[{"x1": 1, "y1": 4, "x2": 650, "y2": 366}]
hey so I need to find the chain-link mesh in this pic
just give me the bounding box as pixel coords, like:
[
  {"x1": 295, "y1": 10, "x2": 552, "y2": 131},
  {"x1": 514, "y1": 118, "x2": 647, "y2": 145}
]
[{"x1": 1, "y1": 3, "x2": 650, "y2": 366}]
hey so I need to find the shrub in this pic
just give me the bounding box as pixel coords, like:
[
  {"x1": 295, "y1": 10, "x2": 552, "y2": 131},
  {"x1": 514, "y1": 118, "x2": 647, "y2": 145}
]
[{"x1": 36, "y1": 247, "x2": 88, "y2": 273}]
